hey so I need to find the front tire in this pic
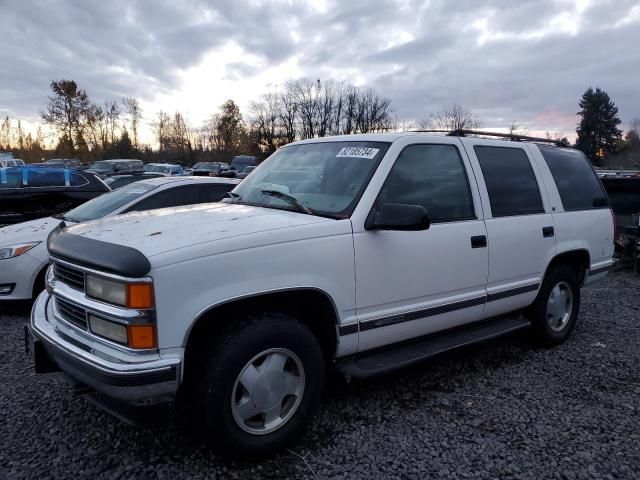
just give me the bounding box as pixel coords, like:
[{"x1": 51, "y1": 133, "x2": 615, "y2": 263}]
[
  {"x1": 193, "y1": 313, "x2": 325, "y2": 457},
  {"x1": 527, "y1": 265, "x2": 580, "y2": 347}
]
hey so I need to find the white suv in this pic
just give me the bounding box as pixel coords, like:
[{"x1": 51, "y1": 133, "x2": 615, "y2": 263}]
[{"x1": 27, "y1": 133, "x2": 614, "y2": 456}]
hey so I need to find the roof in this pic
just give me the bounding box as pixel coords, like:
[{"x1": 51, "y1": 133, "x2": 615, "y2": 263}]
[
  {"x1": 290, "y1": 131, "x2": 569, "y2": 148},
  {"x1": 135, "y1": 176, "x2": 242, "y2": 187}
]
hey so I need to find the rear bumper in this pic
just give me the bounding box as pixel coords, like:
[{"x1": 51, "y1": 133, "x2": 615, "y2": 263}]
[{"x1": 27, "y1": 292, "x2": 180, "y2": 405}]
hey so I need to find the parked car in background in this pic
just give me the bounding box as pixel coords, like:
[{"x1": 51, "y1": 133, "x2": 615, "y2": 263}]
[
  {"x1": 27, "y1": 132, "x2": 614, "y2": 457},
  {"x1": 191, "y1": 162, "x2": 229, "y2": 176},
  {"x1": 143, "y1": 163, "x2": 185, "y2": 176},
  {"x1": 42, "y1": 158, "x2": 83, "y2": 168},
  {"x1": 104, "y1": 172, "x2": 165, "y2": 189},
  {"x1": 87, "y1": 159, "x2": 144, "y2": 178},
  {"x1": 0, "y1": 154, "x2": 25, "y2": 167},
  {"x1": 0, "y1": 166, "x2": 109, "y2": 226},
  {"x1": 1, "y1": 176, "x2": 240, "y2": 301},
  {"x1": 600, "y1": 174, "x2": 640, "y2": 269},
  {"x1": 219, "y1": 155, "x2": 258, "y2": 178},
  {"x1": 236, "y1": 165, "x2": 257, "y2": 179}
]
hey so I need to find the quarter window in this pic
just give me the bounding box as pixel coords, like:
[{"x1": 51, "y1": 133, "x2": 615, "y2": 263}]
[
  {"x1": 377, "y1": 144, "x2": 475, "y2": 223},
  {"x1": 538, "y1": 145, "x2": 609, "y2": 211},
  {"x1": 474, "y1": 146, "x2": 544, "y2": 217}
]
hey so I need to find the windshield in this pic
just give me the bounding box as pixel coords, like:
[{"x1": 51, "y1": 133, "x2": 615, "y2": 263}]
[
  {"x1": 228, "y1": 141, "x2": 390, "y2": 218},
  {"x1": 89, "y1": 162, "x2": 113, "y2": 171},
  {"x1": 63, "y1": 182, "x2": 157, "y2": 222}
]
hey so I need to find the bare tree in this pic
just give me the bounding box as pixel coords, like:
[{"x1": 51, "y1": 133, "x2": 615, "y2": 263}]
[
  {"x1": 153, "y1": 111, "x2": 170, "y2": 152},
  {"x1": 425, "y1": 103, "x2": 482, "y2": 132},
  {"x1": 249, "y1": 91, "x2": 282, "y2": 154},
  {"x1": 508, "y1": 122, "x2": 529, "y2": 136},
  {"x1": 279, "y1": 83, "x2": 298, "y2": 143},
  {"x1": 122, "y1": 97, "x2": 142, "y2": 149},
  {"x1": 104, "y1": 100, "x2": 121, "y2": 144}
]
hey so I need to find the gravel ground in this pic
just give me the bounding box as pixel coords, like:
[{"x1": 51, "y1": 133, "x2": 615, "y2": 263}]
[{"x1": 1, "y1": 271, "x2": 639, "y2": 480}]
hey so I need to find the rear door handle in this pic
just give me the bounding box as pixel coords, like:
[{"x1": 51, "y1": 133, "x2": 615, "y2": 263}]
[
  {"x1": 543, "y1": 226, "x2": 554, "y2": 238},
  {"x1": 471, "y1": 235, "x2": 487, "y2": 248}
]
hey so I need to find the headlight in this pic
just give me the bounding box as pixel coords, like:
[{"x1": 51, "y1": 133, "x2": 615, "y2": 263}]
[
  {"x1": 88, "y1": 315, "x2": 157, "y2": 349},
  {"x1": 0, "y1": 242, "x2": 40, "y2": 260},
  {"x1": 85, "y1": 275, "x2": 154, "y2": 309}
]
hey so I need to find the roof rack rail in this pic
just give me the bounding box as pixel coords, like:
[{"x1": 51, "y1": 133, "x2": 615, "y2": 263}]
[{"x1": 410, "y1": 129, "x2": 570, "y2": 148}]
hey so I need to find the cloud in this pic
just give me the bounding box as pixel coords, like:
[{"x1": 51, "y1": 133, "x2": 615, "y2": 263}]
[{"x1": 0, "y1": 0, "x2": 638, "y2": 138}]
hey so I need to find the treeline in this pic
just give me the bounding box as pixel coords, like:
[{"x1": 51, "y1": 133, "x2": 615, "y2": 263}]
[
  {"x1": 1, "y1": 81, "x2": 638, "y2": 168},
  {"x1": 0, "y1": 78, "x2": 394, "y2": 165}
]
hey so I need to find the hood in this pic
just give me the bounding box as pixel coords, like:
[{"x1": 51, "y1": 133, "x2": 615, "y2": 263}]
[
  {"x1": 65, "y1": 203, "x2": 332, "y2": 259},
  {"x1": 0, "y1": 217, "x2": 62, "y2": 245}
]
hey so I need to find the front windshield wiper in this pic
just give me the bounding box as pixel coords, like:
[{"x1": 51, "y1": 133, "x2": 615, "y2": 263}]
[
  {"x1": 223, "y1": 191, "x2": 242, "y2": 202},
  {"x1": 260, "y1": 190, "x2": 313, "y2": 215}
]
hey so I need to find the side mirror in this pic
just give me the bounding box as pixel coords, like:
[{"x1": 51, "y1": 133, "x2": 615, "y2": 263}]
[{"x1": 365, "y1": 203, "x2": 430, "y2": 231}]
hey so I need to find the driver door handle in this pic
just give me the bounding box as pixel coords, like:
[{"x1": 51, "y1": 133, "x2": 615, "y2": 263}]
[{"x1": 471, "y1": 235, "x2": 487, "y2": 248}]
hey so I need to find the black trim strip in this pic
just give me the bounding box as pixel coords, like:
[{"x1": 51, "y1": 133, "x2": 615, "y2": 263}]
[
  {"x1": 360, "y1": 296, "x2": 486, "y2": 332},
  {"x1": 487, "y1": 283, "x2": 539, "y2": 302},
  {"x1": 589, "y1": 265, "x2": 611, "y2": 276},
  {"x1": 339, "y1": 324, "x2": 358, "y2": 336}
]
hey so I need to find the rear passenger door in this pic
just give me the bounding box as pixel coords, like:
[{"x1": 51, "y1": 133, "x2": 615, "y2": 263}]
[{"x1": 462, "y1": 140, "x2": 556, "y2": 317}]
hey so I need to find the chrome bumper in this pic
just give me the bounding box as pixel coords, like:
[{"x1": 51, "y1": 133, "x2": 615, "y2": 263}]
[{"x1": 27, "y1": 292, "x2": 181, "y2": 405}]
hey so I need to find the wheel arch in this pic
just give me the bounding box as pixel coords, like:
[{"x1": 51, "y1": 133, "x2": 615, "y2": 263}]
[
  {"x1": 183, "y1": 287, "x2": 341, "y2": 374},
  {"x1": 543, "y1": 248, "x2": 590, "y2": 286}
]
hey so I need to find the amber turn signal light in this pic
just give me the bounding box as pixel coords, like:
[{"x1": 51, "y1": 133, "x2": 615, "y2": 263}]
[
  {"x1": 127, "y1": 324, "x2": 157, "y2": 349},
  {"x1": 126, "y1": 283, "x2": 155, "y2": 309}
]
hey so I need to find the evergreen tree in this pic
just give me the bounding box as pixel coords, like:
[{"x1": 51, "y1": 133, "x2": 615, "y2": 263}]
[{"x1": 575, "y1": 87, "x2": 622, "y2": 165}]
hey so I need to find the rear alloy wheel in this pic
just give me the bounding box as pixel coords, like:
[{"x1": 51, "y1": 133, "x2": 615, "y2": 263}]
[{"x1": 528, "y1": 265, "x2": 580, "y2": 346}]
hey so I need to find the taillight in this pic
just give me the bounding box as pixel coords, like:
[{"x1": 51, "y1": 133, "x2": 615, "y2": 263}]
[{"x1": 610, "y1": 208, "x2": 616, "y2": 243}]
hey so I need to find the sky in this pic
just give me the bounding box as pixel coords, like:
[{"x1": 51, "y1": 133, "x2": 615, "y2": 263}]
[{"x1": 0, "y1": 0, "x2": 639, "y2": 145}]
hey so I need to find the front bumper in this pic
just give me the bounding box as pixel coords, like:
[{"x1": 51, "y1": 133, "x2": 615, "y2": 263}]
[
  {"x1": 0, "y1": 252, "x2": 44, "y2": 300},
  {"x1": 27, "y1": 292, "x2": 181, "y2": 405}
]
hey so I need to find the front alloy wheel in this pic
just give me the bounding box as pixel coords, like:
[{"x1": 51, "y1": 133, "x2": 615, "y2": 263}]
[{"x1": 231, "y1": 348, "x2": 305, "y2": 435}]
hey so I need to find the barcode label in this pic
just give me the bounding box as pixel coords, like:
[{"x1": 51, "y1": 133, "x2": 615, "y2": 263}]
[{"x1": 336, "y1": 147, "x2": 380, "y2": 159}]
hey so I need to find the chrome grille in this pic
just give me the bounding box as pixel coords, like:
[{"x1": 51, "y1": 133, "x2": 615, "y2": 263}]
[
  {"x1": 54, "y1": 262, "x2": 85, "y2": 291},
  {"x1": 55, "y1": 297, "x2": 88, "y2": 330}
]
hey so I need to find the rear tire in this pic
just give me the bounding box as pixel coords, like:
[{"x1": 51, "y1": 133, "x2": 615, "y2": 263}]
[
  {"x1": 527, "y1": 265, "x2": 580, "y2": 347},
  {"x1": 191, "y1": 313, "x2": 325, "y2": 458}
]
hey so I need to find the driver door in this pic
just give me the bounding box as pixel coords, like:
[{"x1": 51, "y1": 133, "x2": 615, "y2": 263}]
[{"x1": 353, "y1": 139, "x2": 489, "y2": 351}]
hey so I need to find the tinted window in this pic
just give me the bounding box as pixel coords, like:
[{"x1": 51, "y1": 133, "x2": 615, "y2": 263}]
[
  {"x1": 0, "y1": 168, "x2": 22, "y2": 188},
  {"x1": 25, "y1": 168, "x2": 66, "y2": 187},
  {"x1": 70, "y1": 172, "x2": 88, "y2": 186},
  {"x1": 198, "y1": 184, "x2": 235, "y2": 202},
  {"x1": 127, "y1": 185, "x2": 203, "y2": 211},
  {"x1": 64, "y1": 182, "x2": 157, "y2": 222},
  {"x1": 538, "y1": 145, "x2": 609, "y2": 211},
  {"x1": 378, "y1": 144, "x2": 475, "y2": 223},
  {"x1": 475, "y1": 146, "x2": 544, "y2": 217}
]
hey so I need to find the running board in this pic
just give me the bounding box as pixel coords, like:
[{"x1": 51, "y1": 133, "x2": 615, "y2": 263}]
[{"x1": 337, "y1": 315, "x2": 531, "y2": 380}]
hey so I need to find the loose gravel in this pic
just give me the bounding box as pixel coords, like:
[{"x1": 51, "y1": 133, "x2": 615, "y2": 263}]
[{"x1": 1, "y1": 271, "x2": 639, "y2": 480}]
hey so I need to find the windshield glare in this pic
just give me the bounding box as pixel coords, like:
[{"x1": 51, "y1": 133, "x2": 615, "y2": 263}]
[
  {"x1": 64, "y1": 182, "x2": 157, "y2": 222},
  {"x1": 229, "y1": 141, "x2": 390, "y2": 218}
]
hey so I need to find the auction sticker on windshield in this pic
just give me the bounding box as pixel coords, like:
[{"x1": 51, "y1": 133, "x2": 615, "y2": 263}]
[{"x1": 336, "y1": 147, "x2": 380, "y2": 159}]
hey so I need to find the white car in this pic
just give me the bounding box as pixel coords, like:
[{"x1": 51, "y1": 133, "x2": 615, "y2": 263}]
[
  {"x1": 28, "y1": 132, "x2": 614, "y2": 457},
  {"x1": 0, "y1": 176, "x2": 239, "y2": 300}
]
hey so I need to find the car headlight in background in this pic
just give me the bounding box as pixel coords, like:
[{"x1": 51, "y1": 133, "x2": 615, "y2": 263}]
[
  {"x1": 85, "y1": 275, "x2": 155, "y2": 309},
  {"x1": 0, "y1": 242, "x2": 40, "y2": 260}
]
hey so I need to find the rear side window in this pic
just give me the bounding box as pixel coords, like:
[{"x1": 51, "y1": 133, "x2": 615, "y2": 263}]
[
  {"x1": 538, "y1": 146, "x2": 609, "y2": 211},
  {"x1": 475, "y1": 146, "x2": 544, "y2": 217},
  {"x1": 0, "y1": 169, "x2": 22, "y2": 188},
  {"x1": 70, "y1": 172, "x2": 89, "y2": 186},
  {"x1": 378, "y1": 144, "x2": 475, "y2": 223},
  {"x1": 126, "y1": 185, "x2": 202, "y2": 212},
  {"x1": 25, "y1": 169, "x2": 66, "y2": 187}
]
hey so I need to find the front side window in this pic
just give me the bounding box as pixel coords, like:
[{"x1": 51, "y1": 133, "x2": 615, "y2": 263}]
[
  {"x1": 126, "y1": 185, "x2": 202, "y2": 211},
  {"x1": 63, "y1": 182, "x2": 157, "y2": 222},
  {"x1": 230, "y1": 141, "x2": 390, "y2": 218},
  {"x1": 538, "y1": 145, "x2": 609, "y2": 211},
  {"x1": 376, "y1": 144, "x2": 475, "y2": 223},
  {"x1": 25, "y1": 168, "x2": 66, "y2": 187},
  {"x1": 475, "y1": 146, "x2": 544, "y2": 217}
]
